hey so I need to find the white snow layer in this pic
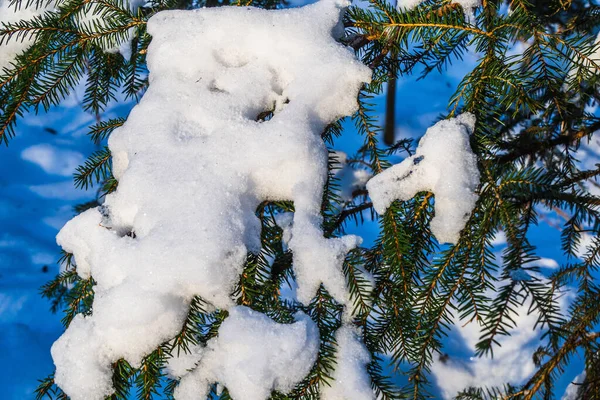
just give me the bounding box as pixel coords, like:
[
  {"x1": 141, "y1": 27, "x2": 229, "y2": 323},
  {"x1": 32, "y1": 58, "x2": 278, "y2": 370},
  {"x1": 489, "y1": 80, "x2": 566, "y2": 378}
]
[
  {"x1": 51, "y1": 0, "x2": 371, "y2": 399},
  {"x1": 0, "y1": 0, "x2": 53, "y2": 71},
  {"x1": 321, "y1": 325, "x2": 374, "y2": 400},
  {"x1": 165, "y1": 343, "x2": 205, "y2": 379},
  {"x1": 21, "y1": 144, "x2": 85, "y2": 176},
  {"x1": 366, "y1": 113, "x2": 479, "y2": 244},
  {"x1": 175, "y1": 307, "x2": 320, "y2": 400}
]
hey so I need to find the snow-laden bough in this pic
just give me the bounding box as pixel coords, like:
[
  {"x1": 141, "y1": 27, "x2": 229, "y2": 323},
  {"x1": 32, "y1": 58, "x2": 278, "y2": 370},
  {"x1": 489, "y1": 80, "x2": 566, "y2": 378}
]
[
  {"x1": 366, "y1": 113, "x2": 480, "y2": 244},
  {"x1": 50, "y1": 0, "x2": 372, "y2": 399},
  {"x1": 172, "y1": 306, "x2": 320, "y2": 400}
]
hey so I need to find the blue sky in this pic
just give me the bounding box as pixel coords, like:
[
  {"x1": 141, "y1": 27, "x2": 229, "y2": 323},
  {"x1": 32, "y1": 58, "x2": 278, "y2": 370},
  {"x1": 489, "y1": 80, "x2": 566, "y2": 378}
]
[{"x1": 1, "y1": 9, "x2": 599, "y2": 399}]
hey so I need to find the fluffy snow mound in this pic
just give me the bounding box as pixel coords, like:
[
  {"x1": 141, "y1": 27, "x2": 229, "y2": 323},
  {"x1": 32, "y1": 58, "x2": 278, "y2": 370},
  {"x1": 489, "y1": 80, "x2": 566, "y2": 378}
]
[
  {"x1": 51, "y1": 0, "x2": 371, "y2": 398},
  {"x1": 366, "y1": 113, "x2": 479, "y2": 244},
  {"x1": 174, "y1": 306, "x2": 319, "y2": 400}
]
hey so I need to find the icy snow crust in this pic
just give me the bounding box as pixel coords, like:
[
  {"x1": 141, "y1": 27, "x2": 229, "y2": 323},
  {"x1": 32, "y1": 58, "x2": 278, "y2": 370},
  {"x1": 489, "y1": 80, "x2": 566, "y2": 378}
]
[
  {"x1": 174, "y1": 307, "x2": 320, "y2": 400},
  {"x1": 51, "y1": 1, "x2": 371, "y2": 399},
  {"x1": 366, "y1": 113, "x2": 479, "y2": 244}
]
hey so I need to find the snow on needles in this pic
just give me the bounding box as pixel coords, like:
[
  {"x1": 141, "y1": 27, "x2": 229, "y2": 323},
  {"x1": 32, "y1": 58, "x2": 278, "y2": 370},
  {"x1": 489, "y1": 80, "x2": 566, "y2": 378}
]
[
  {"x1": 333, "y1": 151, "x2": 372, "y2": 202},
  {"x1": 397, "y1": 0, "x2": 481, "y2": 19},
  {"x1": 0, "y1": 0, "x2": 145, "y2": 69},
  {"x1": 0, "y1": 0, "x2": 54, "y2": 71},
  {"x1": 51, "y1": 1, "x2": 371, "y2": 399},
  {"x1": 175, "y1": 307, "x2": 320, "y2": 400},
  {"x1": 75, "y1": 0, "x2": 147, "y2": 59},
  {"x1": 321, "y1": 325, "x2": 375, "y2": 400},
  {"x1": 366, "y1": 113, "x2": 480, "y2": 244}
]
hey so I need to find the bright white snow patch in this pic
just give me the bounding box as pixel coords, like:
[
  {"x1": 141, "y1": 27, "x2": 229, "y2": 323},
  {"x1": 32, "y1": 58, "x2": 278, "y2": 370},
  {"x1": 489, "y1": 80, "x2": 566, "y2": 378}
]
[
  {"x1": 21, "y1": 144, "x2": 85, "y2": 176},
  {"x1": 165, "y1": 344, "x2": 205, "y2": 379},
  {"x1": 532, "y1": 257, "x2": 559, "y2": 269},
  {"x1": 0, "y1": 0, "x2": 53, "y2": 71},
  {"x1": 29, "y1": 181, "x2": 91, "y2": 200},
  {"x1": 491, "y1": 230, "x2": 507, "y2": 247},
  {"x1": 51, "y1": 1, "x2": 371, "y2": 398},
  {"x1": 396, "y1": 0, "x2": 423, "y2": 8},
  {"x1": 431, "y1": 291, "x2": 573, "y2": 399},
  {"x1": 576, "y1": 232, "x2": 596, "y2": 260},
  {"x1": 366, "y1": 113, "x2": 479, "y2": 244},
  {"x1": 562, "y1": 371, "x2": 586, "y2": 400},
  {"x1": 321, "y1": 325, "x2": 374, "y2": 400},
  {"x1": 274, "y1": 211, "x2": 294, "y2": 249},
  {"x1": 175, "y1": 307, "x2": 319, "y2": 400}
]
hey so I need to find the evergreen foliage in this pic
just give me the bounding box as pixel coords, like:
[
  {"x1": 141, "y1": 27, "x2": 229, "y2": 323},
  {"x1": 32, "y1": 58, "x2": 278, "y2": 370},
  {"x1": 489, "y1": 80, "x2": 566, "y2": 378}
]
[{"x1": 0, "y1": 0, "x2": 598, "y2": 398}]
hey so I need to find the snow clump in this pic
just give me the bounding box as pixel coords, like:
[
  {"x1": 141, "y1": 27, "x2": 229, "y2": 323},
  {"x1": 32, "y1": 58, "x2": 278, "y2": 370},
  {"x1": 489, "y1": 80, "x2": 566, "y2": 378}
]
[
  {"x1": 321, "y1": 325, "x2": 375, "y2": 400},
  {"x1": 51, "y1": 0, "x2": 372, "y2": 399},
  {"x1": 366, "y1": 113, "x2": 479, "y2": 244},
  {"x1": 174, "y1": 306, "x2": 319, "y2": 400}
]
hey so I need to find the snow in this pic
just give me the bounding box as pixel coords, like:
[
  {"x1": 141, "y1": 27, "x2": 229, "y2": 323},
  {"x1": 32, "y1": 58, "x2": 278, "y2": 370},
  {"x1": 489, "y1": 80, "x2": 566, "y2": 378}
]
[
  {"x1": 0, "y1": 87, "x2": 103, "y2": 397},
  {"x1": 29, "y1": 181, "x2": 92, "y2": 201},
  {"x1": 534, "y1": 257, "x2": 559, "y2": 269},
  {"x1": 396, "y1": 0, "x2": 422, "y2": 8},
  {"x1": 21, "y1": 144, "x2": 85, "y2": 176},
  {"x1": 366, "y1": 113, "x2": 479, "y2": 244},
  {"x1": 274, "y1": 211, "x2": 294, "y2": 249},
  {"x1": 76, "y1": 0, "x2": 146, "y2": 59},
  {"x1": 561, "y1": 371, "x2": 586, "y2": 400},
  {"x1": 0, "y1": 322, "x2": 57, "y2": 398},
  {"x1": 509, "y1": 268, "x2": 532, "y2": 282},
  {"x1": 333, "y1": 151, "x2": 372, "y2": 202},
  {"x1": 0, "y1": 0, "x2": 144, "y2": 66},
  {"x1": 491, "y1": 230, "x2": 507, "y2": 246},
  {"x1": 397, "y1": 0, "x2": 481, "y2": 13},
  {"x1": 321, "y1": 325, "x2": 374, "y2": 400},
  {"x1": 430, "y1": 289, "x2": 573, "y2": 399},
  {"x1": 576, "y1": 232, "x2": 596, "y2": 260},
  {"x1": 50, "y1": 0, "x2": 371, "y2": 398},
  {"x1": 175, "y1": 306, "x2": 319, "y2": 400},
  {"x1": 0, "y1": 0, "x2": 591, "y2": 396},
  {"x1": 0, "y1": 0, "x2": 54, "y2": 71},
  {"x1": 165, "y1": 344, "x2": 205, "y2": 379}
]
